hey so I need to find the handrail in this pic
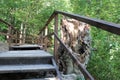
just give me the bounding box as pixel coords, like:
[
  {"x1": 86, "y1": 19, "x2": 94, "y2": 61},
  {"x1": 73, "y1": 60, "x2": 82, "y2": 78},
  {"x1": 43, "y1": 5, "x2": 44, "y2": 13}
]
[
  {"x1": 0, "y1": 18, "x2": 20, "y2": 45},
  {"x1": 0, "y1": 32, "x2": 14, "y2": 37},
  {"x1": 39, "y1": 10, "x2": 120, "y2": 80},
  {"x1": 40, "y1": 32, "x2": 94, "y2": 80},
  {"x1": 40, "y1": 10, "x2": 120, "y2": 35},
  {"x1": 0, "y1": 19, "x2": 12, "y2": 27},
  {"x1": 0, "y1": 19, "x2": 19, "y2": 32},
  {"x1": 39, "y1": 13, "x2": 57, "y2": 34},
  {"x1": 54, "y1": 32, "x2": 94, "y2": 80}
]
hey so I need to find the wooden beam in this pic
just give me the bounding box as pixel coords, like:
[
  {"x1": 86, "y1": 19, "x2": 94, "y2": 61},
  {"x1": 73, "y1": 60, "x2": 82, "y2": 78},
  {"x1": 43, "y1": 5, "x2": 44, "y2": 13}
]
[
  {"x1": 55, "y1": 10, "x2": 120, "y2": 35},
  {"x1": 54, "y1": 14, "x2": 58, "y2": 62},
  {"x1": 54, "y1": 32, "x2": 94, "y2": 80},
  {"x1": 39, "y1": 12, "x2": 57, "y2": 34}
]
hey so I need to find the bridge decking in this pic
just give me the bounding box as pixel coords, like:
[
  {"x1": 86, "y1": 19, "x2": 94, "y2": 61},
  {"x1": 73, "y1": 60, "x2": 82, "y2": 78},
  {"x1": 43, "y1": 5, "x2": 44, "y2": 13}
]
[
  {"x1": 0, "y1": 64, "x2": 55, "y2": 73},
  {"x1": 0, "y1": 50, "x2": 54, "y2": 74},
  {"x1": 0, "y1": 50, "x2": 52, "y2": 58},
  {"x1": 10, "y1": 44, "x2": 43, "y2": 50}
]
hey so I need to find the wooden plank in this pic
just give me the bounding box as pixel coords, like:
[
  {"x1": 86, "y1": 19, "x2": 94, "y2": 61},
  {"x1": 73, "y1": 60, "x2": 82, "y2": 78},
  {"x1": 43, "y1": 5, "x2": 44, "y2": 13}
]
[
  {"x1": 0, "y1": 32, "x2": 8, "y2": 36},
  {"x1": 0, "y1": 32, "x2": 14, "y2": 37},
  {"x1": 11, "y1": 44, "x2": 42, "y2": 48},
  {"x1": 54, "y1": 32, "x2": 94, "y2": 80},
  {"x1": 52, "y1": 58, "x2": 62, "y2": 80},
  {"x1": 39, "y1": 13, "x2": 57, "y2": 34},
  {"x1": 0, "y1": 50, "x2": 53, "y2": 58},
  {"x1": 54, "y1": 14, "x2": 58, "y2": 62},
  {"x1": 21, "y1": 77, "x2": 58, "y2": 80},
  {"x1": 0, "y1": 64, "x2": 55, "y2": 73},
  {"x1": 39, "y1": 10, "x2": 120, "y2": 41},
  {"x1": 55, "y1": 10, "x2": 120, "y2": 35}
]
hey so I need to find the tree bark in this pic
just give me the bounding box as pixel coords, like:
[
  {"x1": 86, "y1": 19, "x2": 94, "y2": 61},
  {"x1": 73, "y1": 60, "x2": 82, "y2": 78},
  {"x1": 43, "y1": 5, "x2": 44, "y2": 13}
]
[{"x1": 58, "y1": 17, "x2": 91, "y2": 75}]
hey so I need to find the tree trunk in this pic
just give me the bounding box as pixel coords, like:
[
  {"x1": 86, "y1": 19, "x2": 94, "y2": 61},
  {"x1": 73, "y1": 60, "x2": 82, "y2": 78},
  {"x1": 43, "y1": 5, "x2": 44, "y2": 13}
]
[{"x1": 58, "y1": 18, "x2": 91, "y2": 75}]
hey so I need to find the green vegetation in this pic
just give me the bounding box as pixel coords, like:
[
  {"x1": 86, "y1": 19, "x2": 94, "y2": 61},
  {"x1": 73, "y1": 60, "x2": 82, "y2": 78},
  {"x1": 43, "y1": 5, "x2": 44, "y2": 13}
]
[{"x1": 0, "y1": 0, "x2": 120, "y2": 79}]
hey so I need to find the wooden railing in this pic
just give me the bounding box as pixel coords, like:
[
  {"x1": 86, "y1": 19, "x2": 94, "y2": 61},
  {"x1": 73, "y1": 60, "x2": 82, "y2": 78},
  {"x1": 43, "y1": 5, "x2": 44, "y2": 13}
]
[
  {"x1": 39, "y1": 10, "x2": 120, "y2": 80},
  {"x1": 0, "y1": 19, "x2": 40, "y2": 46},
  {"x1": 0, "y1": 19, "x2": 19, "y2": 46},
  {"x1": 40, "y1": 11, "x2": 120, "y2": 35}
]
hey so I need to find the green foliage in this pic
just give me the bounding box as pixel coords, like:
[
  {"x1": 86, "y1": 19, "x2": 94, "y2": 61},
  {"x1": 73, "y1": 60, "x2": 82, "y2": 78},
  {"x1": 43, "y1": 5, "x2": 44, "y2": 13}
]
[
  {"x1": 0, "y1": 35, "x2": 5, "y2": 42},
  {"x1": 0, "y1": 0, "x2": 120, "y2": 79},
  {"x1": 70, "y1": 0, "x2": 120, "y2": 79},
  {"x1": 87, "y1": 27, "x2": 120, "y2": 80}
]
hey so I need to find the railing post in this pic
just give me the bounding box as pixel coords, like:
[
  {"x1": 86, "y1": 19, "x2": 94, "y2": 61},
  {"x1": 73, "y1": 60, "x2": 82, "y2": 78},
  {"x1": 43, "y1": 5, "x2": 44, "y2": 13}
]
[
  {"x1": 54, "y1": 14, "x2": 58, "y2": 62},
  {"x1": 41, "y1": 32, "x2": 44, "y2": 48},
  {"x1": 42, "y1": 32, "x2": 44, "y2": 44},
  {"x1": 11, "y1": 28, "x2": 14, "y2": 45},
  {"x1": 45, "y1": 27, "x2": 48, "y2": 35},
  {"x1": 7, "y1": 26, "x2": 11, "y2": 47},
  {"x1": 15, "y1": 31, "x2": 18, "y2": 45},
  {"x1": 44, "y1": 27, "x2": 48, "y2": 51}
]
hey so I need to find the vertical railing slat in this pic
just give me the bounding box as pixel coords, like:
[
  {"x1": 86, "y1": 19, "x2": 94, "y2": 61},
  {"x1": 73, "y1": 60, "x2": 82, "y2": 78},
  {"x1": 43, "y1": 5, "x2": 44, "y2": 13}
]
[
  {"x1": 7, "y1": 26, "x2": 12, "y2": 47},
  {"x1": 44, "y1": 27, "x2": 48, "y2": 51},
  {"x1": 54, "y1": 14, "x2": 58, "y2": 62}
]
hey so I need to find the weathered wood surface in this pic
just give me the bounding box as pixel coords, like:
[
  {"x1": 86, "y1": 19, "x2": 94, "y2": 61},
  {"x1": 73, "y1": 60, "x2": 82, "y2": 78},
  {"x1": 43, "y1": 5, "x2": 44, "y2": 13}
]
[
  {"x1": 10, "y1": 44, "x2": 43, "y2": 50},
  {"x1": 0, "y1": 64, "x2": 55, "y2": 73},
  {"x1": 55, "y1": 10, "x2": 120, "y2": 35},
  {"x1": 21, "y1": 78, "x2": 57, "y2": 80},
  {"x1": 0, "y1": 50, "x2": 52, "y2": 58},
  {"x1": 11, "y1": 44, "x2": 41, "y2": 48}
]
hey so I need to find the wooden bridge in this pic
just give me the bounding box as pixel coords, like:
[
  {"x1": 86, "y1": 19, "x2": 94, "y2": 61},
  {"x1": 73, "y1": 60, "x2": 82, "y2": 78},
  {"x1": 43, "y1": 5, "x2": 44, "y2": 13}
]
[{"x1": 0, "y1": 10, "x2": 120, "y2": 80}]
